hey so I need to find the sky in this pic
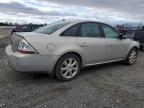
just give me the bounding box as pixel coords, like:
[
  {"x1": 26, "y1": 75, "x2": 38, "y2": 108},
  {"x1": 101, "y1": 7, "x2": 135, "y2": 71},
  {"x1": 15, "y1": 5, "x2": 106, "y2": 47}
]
[{"x1": 0, "y1": 0, "x2": 143, "y2": 24}]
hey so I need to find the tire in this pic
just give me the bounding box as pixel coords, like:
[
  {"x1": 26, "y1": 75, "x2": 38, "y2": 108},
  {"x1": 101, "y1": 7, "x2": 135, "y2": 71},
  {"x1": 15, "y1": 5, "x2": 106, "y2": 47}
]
[
  {"x1": 55, "y1": 53, "x2": 81, "y2": 81},
  {"x1": 124, "y1": 48, "x2": 138, "y2": 65}
]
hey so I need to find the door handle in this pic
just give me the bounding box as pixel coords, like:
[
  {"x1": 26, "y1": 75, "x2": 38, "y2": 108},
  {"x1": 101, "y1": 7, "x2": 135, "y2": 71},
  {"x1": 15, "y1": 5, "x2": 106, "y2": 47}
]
[
  {"x1": 108, "y1": 44, "x2": 113, "y2": 47},
  {"x1": 108, "y1": 44, "x2": 117, "y2": 47},
  {"x1": 79, "y1": 43, "x2": 88, "y2": 47}
]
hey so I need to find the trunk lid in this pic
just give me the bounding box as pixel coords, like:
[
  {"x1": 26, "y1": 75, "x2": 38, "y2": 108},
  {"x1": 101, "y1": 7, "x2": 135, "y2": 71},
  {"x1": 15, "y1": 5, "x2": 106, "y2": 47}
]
[{"x1": 11, "y1": 32, "x2": 52, "y2": 53}]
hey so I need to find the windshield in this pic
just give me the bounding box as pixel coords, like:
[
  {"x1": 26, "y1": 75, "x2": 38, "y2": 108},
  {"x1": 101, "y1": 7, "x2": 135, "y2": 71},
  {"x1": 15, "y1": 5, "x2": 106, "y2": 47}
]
[{"x1": 33, "y1": 21, "x2": 71, "y2": 34}]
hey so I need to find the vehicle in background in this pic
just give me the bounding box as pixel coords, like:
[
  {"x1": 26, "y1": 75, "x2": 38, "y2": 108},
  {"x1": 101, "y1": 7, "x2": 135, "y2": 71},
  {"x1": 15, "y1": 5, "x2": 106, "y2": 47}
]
[
  {"x1": 117, "y1": 29, "x2": 128, "y2": 35},
  {"x1": 116, "y1": 25, "x2": 144, "y2": 50},
  {"x1": 133, "y1": 31, "x2": 144, "y2": 50},
  {"x1": 11, "y1": 24, "x2": 45, "y2": 35},
  {"x1": 6, "y1": 20, "x2": 139, "y2": 81},
  {"x1": 118, "y1": 29, "x2": 144, "y2": 50}
]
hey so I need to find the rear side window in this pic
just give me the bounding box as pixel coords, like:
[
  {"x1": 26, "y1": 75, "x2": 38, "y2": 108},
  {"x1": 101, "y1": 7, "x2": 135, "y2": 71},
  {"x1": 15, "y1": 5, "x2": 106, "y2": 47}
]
[
  {"x1": 61, "y1": 24, "x2": 80, "y2": 36},
  {"x1": 80, "y1": 23, "x2": 101, "y2": 37}
]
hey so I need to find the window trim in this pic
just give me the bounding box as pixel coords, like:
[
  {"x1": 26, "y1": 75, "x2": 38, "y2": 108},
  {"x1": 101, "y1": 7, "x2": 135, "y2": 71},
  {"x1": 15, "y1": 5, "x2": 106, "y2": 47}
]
[{"x1": 100, "y1": 23, "x2": 120, "y2": 39}]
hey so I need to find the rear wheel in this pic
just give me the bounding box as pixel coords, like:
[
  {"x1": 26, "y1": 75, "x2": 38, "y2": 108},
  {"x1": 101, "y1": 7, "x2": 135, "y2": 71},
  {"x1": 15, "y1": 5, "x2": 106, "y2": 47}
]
[
  {"x1": 125, "y1": 48, "x2": 138, "y2": 65},
  {"x1": 55, "y1": 54, "x2": 81, "y2": 81}
]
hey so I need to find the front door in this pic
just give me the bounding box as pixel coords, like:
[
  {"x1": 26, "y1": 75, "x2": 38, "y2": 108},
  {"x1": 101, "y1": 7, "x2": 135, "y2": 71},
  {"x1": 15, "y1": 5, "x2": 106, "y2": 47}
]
[{"x1": 101, "y1": 24, "x2": 129, "y2": 61}]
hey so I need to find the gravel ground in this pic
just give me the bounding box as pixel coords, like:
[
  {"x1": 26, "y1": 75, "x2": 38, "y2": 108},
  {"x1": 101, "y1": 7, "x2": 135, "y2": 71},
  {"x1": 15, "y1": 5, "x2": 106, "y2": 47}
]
[
  {"x1": 0, "y1": 36, "x2": 144, "y2": 108},
  {"x1": 0, "y1": 28, "x2": 11, "y2": 38}
]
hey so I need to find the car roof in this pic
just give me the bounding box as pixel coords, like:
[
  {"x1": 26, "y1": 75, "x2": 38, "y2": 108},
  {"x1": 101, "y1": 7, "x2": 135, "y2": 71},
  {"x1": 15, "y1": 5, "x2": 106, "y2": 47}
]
[{"x1": 63, "y1": 19, "x2": 100, "y2": 24}]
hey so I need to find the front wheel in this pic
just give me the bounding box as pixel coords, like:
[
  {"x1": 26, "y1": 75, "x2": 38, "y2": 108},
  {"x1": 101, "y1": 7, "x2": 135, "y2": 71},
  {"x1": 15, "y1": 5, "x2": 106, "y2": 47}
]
[
  {"x1": 125, "y1": 48, "x2": 138, "y2": 65},
  {"x1": 55, "y1": 54, "x2": 81, "y2": 81}
]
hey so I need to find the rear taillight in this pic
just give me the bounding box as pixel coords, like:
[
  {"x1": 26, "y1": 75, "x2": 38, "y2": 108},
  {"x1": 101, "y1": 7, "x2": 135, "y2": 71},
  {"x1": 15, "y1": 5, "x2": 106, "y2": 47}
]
[{"x1": 17, "y1": 39, "x2": 38, "y2": 54}]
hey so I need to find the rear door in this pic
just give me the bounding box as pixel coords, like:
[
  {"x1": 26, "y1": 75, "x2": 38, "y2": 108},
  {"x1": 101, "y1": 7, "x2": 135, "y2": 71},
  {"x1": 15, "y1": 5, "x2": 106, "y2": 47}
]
[{"x1": 77, "y1": 22, "x2": 107, "y2": 65}]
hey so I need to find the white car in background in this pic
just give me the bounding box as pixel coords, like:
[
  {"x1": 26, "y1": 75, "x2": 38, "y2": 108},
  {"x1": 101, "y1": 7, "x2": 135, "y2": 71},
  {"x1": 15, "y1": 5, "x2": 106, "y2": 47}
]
[{"x1": 6, "y1": 20, "x2": 139, "y2": 81}]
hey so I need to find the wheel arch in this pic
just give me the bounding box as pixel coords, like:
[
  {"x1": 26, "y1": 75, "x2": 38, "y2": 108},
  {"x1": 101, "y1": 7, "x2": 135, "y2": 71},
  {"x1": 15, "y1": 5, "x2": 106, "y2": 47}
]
[
  {"x1": 51, "y1": 51, "x2": 83, "y2": 78},
  {"x1": 56, "y1": 51, "x2": 83, "y2": 66},
  {"x1": 127, "y1": 46, "x2": 139, "y2": 57}
]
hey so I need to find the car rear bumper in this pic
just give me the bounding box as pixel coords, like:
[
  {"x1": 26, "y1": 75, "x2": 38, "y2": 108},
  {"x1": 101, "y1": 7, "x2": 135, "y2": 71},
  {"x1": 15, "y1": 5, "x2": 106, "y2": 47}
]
[{"x1": 5, "y1": 45, "x2": 58, "y2": 73}]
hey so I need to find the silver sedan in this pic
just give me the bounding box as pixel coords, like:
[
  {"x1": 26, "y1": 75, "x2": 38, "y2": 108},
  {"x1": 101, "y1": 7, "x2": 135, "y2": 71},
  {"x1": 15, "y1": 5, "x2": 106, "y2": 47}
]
[{"x1": 6, "y1": 20, "x2": 139, "y2": 81}]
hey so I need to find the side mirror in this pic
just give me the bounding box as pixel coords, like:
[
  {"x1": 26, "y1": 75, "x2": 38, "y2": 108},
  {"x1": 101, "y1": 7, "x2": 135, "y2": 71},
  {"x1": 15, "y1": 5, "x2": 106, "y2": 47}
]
[
  {"x1": 119, "y1": 34, "x2": 127, "y2": 39},
  {"x1": 119, "y1": 34, "x2": 123, "y2": 39}
]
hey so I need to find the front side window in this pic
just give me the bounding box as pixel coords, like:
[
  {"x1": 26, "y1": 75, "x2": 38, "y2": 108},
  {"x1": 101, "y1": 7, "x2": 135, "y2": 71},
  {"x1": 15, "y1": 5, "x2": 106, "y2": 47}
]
[
  {"x1": 80, "y1": 23, "x2": 101, "y2": 37},
  {"x1": 61, "y1": 24, "x2": 80, "y2": 36},
  {"x1": 102, "y1": 24, "x2": 119, "y2": 39},
  {"x1": 34, "y1": 21, "x2": 71, "y2": 34}
]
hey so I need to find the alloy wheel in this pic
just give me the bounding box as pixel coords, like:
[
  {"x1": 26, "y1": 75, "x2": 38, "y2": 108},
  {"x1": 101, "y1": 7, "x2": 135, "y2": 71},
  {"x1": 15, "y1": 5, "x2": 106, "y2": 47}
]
[
  {"x1": 129, "y1": 49, "x2": 137, "y2": 64},
  {"x1": 61, "y1": 58, "x2": 78, "y2": 79}
]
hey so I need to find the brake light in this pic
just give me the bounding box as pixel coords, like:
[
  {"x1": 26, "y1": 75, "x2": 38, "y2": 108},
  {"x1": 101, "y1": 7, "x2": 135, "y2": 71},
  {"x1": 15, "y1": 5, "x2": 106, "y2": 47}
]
[{"x1": 18, "y1": 39, "x2": 38, "y2": 54}]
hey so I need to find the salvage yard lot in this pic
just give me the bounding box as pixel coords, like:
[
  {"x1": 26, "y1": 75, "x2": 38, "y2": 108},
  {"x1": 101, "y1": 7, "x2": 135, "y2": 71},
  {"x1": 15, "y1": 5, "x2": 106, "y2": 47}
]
[
  {"x1": 0, "y1": 27, "x2": 11, "y2": 39},
  {"x1": 0, "y1": 30, "x2": 144, "y2": 108}
]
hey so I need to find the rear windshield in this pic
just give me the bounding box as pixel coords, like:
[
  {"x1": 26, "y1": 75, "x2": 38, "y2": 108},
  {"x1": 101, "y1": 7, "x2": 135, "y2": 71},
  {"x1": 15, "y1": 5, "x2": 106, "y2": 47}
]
[{"x1": 33, "y1": 21, "x2": 71, "y2": 34}]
